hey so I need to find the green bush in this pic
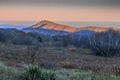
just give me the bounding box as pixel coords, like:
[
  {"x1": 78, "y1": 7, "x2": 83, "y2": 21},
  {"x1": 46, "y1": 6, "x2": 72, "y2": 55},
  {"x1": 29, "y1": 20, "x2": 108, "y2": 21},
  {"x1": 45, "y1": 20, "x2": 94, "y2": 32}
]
[
  {"x1": 18, "y1": 65, "x2": 56, "y2": 80},
  {"x1": 0, "y1": 62, "x2": 19, "y2": 80}
]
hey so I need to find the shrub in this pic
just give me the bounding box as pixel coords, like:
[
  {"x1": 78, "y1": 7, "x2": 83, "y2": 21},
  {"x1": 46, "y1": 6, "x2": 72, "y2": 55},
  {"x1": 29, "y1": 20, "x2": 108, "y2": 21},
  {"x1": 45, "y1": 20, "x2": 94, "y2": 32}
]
[
  {"x1": 37, "y1": 36, "x2": 43, "y2": 42},
  {"x1": 18, "y1": 65, "x2": 56, "y2": 80},
  {"x1": 0, "y1": 62, "x2": 19, "y2": 80},
  {"x1": 60, "y1": 61, "x2": 79, "y2": 69},
  {"x1": 111, "y1": 66, "x2": 120, "y2": 75}
]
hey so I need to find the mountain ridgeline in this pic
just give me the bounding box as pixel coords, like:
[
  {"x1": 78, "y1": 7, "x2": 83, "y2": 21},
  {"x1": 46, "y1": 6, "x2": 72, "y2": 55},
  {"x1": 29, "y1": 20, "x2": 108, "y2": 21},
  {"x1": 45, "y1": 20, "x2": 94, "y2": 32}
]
[
  {"x1": 22, "y1": 20, "x2": 120, "y2": 36},
  {"x1": 31, "y1": 20, "x2": 120, "y2": 32},
  {"x1": 0, "y1": 20, "x2": 120, "y2": 57},
  {"x1": 31, "y1": 20, "x2": 77, "y2": 32}
]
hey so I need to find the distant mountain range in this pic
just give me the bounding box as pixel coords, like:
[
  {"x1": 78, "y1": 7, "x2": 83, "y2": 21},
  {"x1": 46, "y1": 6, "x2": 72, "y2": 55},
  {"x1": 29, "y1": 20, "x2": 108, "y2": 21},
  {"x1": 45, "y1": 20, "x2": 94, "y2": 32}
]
[
  {"x1": 23, "y1": 27, "x2": 69, "y2": 36},
  {"x1": 0, "y1": 20, "x2": 120, "y2": 36},
  {"x1": 0, "y1": 24, "x2": 26, "y2": 30},
  {"x1": 31, "y1": 20, "x2": 120, "y2": 32}
]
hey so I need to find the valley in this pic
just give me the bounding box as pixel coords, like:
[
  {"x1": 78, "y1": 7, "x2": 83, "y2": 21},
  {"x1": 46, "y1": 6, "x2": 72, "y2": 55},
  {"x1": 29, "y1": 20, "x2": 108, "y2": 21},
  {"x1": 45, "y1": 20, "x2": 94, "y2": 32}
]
[{"x1": 0, "y1": 20, "x2": 120, "y2": 80}]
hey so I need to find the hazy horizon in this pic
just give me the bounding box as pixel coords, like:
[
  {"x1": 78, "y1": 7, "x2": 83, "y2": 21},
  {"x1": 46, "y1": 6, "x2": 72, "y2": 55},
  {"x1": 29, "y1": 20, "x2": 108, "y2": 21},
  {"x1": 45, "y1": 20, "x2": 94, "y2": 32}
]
[{"x1": 0, "y1": 20, "x2": 120, "y2": 28}]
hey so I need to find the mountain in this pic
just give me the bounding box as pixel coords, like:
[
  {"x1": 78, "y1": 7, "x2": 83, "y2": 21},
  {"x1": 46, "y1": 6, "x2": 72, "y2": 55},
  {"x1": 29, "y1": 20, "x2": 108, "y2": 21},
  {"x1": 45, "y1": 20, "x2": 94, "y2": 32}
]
[
  {"x1": 0, "y1": 20, "x2": 119, "y2": 33},
  {"x1": 72, "y1": 30, "x2": 95, "y2": 36},
  {"x1": 31, "y1": 20, "x2": 120, "y2": 32},
  {"x1": 78, "y1": 26, "x2": 120, "y2": 32},
  {"x1": 31, "y1": 20, "x2": 77, "y2": 32},
  {"x1": 23, "y1": 20, "x2": 120, "y2": 36},
  {"x1": 78, "y1": 26, "x2": 108, "y2": 32},
  {"x1": 23, "y1": 27, "x2": 69, "y2": 36},
  {"x1": 0, "y1": 24, "x2": 26, "y2": 30}
]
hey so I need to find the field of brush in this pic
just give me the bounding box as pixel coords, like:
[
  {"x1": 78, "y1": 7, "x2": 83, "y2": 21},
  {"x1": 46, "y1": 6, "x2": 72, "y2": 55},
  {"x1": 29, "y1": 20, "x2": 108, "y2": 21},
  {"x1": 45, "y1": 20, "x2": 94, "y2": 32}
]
[{"x1": 0, "y1": 42, "x2": 120, "y2": 80}]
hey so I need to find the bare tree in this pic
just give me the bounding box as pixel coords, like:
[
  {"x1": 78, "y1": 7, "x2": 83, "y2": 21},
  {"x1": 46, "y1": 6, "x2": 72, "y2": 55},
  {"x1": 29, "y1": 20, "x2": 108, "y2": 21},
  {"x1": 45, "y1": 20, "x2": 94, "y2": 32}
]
[{"x1": 91, "y1": 30, "x2": 120, "y2": 57}]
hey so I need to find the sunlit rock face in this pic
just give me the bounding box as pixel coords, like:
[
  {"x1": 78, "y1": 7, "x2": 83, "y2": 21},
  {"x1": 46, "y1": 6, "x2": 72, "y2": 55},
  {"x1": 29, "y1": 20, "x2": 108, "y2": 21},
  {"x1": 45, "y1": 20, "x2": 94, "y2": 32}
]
[
  {"x1": 78, "y1": 26, "x2": 120, "y2": 32},
  {"x1": 78, "y1": 26, "x2": 108, "y2": 32},
  {"x1": 32, "y1": 20, "x2": 77, "y2": 32}
]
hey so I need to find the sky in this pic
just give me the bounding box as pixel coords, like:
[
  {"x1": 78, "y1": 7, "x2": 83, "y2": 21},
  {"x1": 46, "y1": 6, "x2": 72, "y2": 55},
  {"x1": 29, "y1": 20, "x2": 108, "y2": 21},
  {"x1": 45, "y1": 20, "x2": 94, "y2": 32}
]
[{"x1": 0, "y1": 0, "x2": 120, "y2": 22}]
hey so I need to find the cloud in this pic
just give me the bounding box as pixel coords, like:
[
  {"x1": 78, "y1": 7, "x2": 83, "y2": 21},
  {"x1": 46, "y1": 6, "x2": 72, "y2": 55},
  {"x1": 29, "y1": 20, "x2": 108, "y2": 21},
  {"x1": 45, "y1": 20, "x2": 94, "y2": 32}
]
[{"x1": 0, "y1": 0, "x2": 120, "y2": 7}]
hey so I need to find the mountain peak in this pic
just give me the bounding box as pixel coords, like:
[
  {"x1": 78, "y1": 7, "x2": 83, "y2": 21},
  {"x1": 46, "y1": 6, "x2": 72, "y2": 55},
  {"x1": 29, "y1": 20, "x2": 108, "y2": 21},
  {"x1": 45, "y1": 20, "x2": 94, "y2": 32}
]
[
  {"x1": 31, "y1": 20, "x2": 77, "y2": 32},
  {"x1": 31, "y1": 20, "x2": 120, "y2": 32}
]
